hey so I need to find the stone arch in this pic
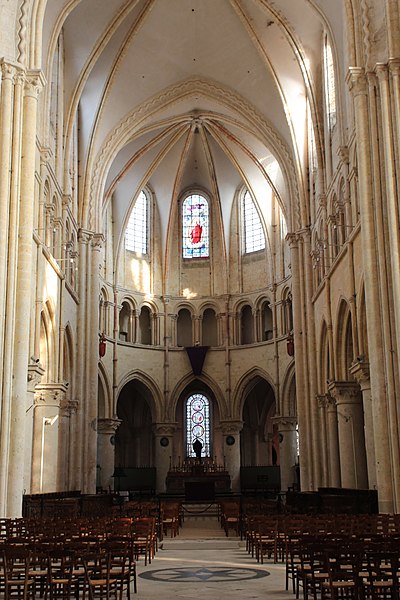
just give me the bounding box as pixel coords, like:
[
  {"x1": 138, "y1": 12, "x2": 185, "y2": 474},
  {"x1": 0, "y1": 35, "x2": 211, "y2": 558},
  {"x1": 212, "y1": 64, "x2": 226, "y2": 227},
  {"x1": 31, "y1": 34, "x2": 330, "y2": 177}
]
[
  {"x1": 318, "y1": 318, "x2": 331, "y2": 391},
  {"x1": 174, "y1": 379, "x2": 222, "y2": 464},
  {"x1": 116, "y1": 370, "x2": 163, "y2": 423},
  {"x1": 280, "y1": 362, "x2": 296, "y2": 417},
  {"x1": 169, "y1": 371, "x2": 227, "y2": 423},
  {"x1": 237, "y1": 372, "x2": 277, "y2": 467},
  {"x1": 118, "y1": 297, "x2": 136, "y2": 343},
  {"x1": 255, "y1": 294, "x2": 274, "y2": 341},
  {"x1": 357, "y1": 280, "x2": 369, "y2": 360},
  {"x1": 200, "y1": 306, "x2": 218, "y2": 347},
  {"x1": 335, "y1": 298, "x2": 354, "y2": 380},
  {"x1": 62, "y1": 323, "x2": 74, "y2": 398},
  {"x1": 40, "y1": 299, "x2": 56, "y2": 382},
  {"x1": 176, "y1": 305, "x2": 194, "y2": 347},
  {"x1": 232, "y1": 366, "x2": 276, "y2": 420},
  {"x1": 115, "y1": 377, "x2": 155, "y2": 469},
  {"x1": 87, "y1": 79, "x2": 300, "y2": 233},
  {"x1": 98, "y1": 361, "x2": 112, "y2": 419}
]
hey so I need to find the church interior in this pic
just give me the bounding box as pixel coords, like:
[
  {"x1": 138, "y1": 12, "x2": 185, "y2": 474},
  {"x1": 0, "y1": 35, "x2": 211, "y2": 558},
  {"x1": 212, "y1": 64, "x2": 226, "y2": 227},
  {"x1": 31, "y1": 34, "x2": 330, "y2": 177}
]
[{"x1": 0, "y1": 0, "x2": 399, "y2": 524}]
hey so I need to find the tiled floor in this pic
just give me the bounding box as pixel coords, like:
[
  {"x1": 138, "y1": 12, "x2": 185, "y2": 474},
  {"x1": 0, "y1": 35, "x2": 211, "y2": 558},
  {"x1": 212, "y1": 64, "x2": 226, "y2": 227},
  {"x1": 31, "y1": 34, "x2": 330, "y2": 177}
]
[{"x1": 135, "y1": 515, "x2": 293, "y2": 599}]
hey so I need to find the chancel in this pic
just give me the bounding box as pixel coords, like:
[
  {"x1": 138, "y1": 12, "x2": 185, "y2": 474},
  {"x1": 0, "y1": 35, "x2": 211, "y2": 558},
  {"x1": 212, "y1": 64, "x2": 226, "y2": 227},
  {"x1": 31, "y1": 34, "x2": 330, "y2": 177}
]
[{"x1": 0, "y1": 0, "x2": 399, "y2": 525}]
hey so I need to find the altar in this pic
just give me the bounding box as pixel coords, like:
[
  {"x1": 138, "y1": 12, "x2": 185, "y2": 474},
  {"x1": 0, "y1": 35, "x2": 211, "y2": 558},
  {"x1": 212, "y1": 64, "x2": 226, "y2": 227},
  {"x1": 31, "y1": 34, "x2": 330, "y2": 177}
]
[{"x1": 166, "y1": 458, "x2": 231, "y2": 501}]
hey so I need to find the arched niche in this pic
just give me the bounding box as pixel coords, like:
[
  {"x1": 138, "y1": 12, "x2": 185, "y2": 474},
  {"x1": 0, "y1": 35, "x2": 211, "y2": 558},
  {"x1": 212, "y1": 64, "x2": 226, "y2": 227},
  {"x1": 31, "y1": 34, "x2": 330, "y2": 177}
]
[
  {"x1": 173, "y1": 379, "x2": 223, "y2": 466},
  {"x1": 115, "y1": 379, "x2": 154, "y2": 468},
  {"x1": 240, "y1": 377, "x2": 276, "y2": 467},
  {"x1": 202, "y1": 308, "x2": 218, "y2": 346},
  {"x1": 177, "y1": 308, "x2": 193, "y2": 347}
]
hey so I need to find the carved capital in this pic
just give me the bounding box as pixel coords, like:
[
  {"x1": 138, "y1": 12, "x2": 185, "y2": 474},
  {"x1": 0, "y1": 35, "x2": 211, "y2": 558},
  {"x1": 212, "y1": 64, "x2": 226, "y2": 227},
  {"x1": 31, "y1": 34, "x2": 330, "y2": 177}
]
[
  {"x1": 153, "y1": 423, "x2": 177, "y2": 436},
  {"x1": 375, "y1": 63, "x2": 389, "y2": 83},
  {"x1": 27, "y1": 362, "x2": 45, "y2": 392},
  {"x1": 328, "y1": 380, "x2": 360, "y2": 404},
  {"x1": 349, "y1": 359, "x2": 370, "y2": 386},
  {"x1": 346, "y1": 67, "x2": 368, "y2": 97},
  {"x1": 220, "y1": 420, "x2": 243, "y2": 435},
  {"x1": 272, "y1": 416, "x2": 297, "y2": 431},
  {"x1": 0, "y1": 60, "x2": 20, "y2": 82},
  {"x1": 78, "y1": 228, "x2": 93, "y2": 245},
  {"x1": 92, "y1": 233, "x2": 105, "y2": 252},
  {"x1": 34, "y1": 383, "x2": 68, "y2": 408},
  {"x1": 24, "y1": 70, "x2": 45, "y2": 98},
  {"x1": 97, "y1": 417, "x2": 122, "y2": 434},
  {"x1": 389, "y1": 58, "x2": 400, "y2": 77}
]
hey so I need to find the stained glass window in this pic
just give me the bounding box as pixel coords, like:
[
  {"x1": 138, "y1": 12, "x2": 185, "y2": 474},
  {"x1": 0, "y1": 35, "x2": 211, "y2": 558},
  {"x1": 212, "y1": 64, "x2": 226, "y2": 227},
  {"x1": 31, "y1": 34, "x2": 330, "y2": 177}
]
[
  {"x1": 125, "y1": 190, "x2": 148, "y2": 254},
  {"x1": 186, "y1": 393, "x2": 210, "y2": 457},
  {"x1": 182, "y1": 194, "x2": 209, "y2": 258},
  {"x1": 324, "y1": 36, "x2": 337, "y2": 131},
  {"x1": 243, "y1": 190, "x2": 265, "y2": 253}
]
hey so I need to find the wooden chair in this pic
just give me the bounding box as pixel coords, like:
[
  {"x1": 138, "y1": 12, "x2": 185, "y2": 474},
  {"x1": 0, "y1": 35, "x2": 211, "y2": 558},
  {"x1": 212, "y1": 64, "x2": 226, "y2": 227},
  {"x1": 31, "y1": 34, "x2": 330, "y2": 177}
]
[
  {"x1": 82, "y1": 551, "x2": 119, "y2": 600},
  {"x1": 1, "y1": 545, "x2": 35, "y2": 600},
  {"x1": 45, "y1": 548, "x2": 75, "y2": 600}
]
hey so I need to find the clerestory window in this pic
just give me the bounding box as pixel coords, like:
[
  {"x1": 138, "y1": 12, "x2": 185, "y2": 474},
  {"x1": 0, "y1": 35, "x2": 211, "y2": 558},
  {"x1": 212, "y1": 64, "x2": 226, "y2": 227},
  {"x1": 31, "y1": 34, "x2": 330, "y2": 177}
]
[
  {"x1": 125, "y1": 190, "x2": 148, "y2": 254},
  {"x1": 324, "y1": 36, "x2": 337, "y2": 131},
  {"x1": 243, "y1": 190, "x2": 265, "y2": 253},
  {"x1": 182, "y1": 194, "x2": 209, "y2": 259}
]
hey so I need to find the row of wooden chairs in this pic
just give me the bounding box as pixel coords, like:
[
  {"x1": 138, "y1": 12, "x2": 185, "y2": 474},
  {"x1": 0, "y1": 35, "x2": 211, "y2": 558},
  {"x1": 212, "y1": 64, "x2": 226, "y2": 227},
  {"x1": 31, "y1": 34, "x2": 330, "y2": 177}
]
[
  {"x1": 0, "y1": 515, "x2": 161, "y2": 598},
  {"x1": 0, "y1": 538, "x2": 134, "y2": 599}
]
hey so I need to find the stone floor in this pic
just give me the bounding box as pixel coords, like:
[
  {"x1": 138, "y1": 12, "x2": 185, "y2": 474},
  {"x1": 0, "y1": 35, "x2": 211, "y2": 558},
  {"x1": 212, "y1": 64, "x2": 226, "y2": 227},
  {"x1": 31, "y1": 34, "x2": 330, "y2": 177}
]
[{"x1": 135, "y1": 509, "x2": 293, "y2": 599}]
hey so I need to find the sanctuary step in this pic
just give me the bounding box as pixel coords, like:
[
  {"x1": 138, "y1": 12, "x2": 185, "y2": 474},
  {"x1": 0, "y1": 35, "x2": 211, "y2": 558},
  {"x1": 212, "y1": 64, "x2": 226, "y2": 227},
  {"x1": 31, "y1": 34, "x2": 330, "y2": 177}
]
[{"x1": 181, "y1": 502, "x2": 220, "y2": 521}]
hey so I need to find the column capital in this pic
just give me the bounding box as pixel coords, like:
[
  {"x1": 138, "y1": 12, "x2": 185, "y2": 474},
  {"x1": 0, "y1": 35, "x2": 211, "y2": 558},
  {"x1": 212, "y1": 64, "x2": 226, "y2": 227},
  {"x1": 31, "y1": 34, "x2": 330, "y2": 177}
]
[
  {"x1": 327, "y1": 380, "x2": 360, "y2": 403},
  {"x1": 346, "y1": 67, "x2": 368, "y2": 96},
  {"x1": 78, "y1": 228, "x2": 93, "y2": 245},
  {"x1": 33, "y1": 383, "x2": 68, "y2": 408},
  {"x1": 0, "y1": 60, "x2": 21, "y2": 82},
  {"x1": 220, "y1": 420, "x2": 243, "y2": 435},
  {"x1": 24, "y1": 69, "x2": 46, "y2": 98},
  {"x1": 97, "y1": 417, "x2": 122, "y2": 434},
  {"x1": 349, "y1": 359, "x2": 370, "y2": 385},
  {"x1": 27, "y1": 362, "x2": 45, "y2": 392},
  {"x1": 91, "y1": 233, "x2": 105, "y2": 252},
  {"x1": 375, "y1": 62, "x2": 389, "y2": 82},
  {"x1": 388, "y1": 58, "x2": 400, "y2": 76},
  {"x1": 153, "y1": 422, "x2": 177, "y2": 436},
  {"x1": 317, "y1": 393, "x2": 336, "y2": 409},
  {"x1": 272, "y1": 416, "x2": 297, "y2": 431}
]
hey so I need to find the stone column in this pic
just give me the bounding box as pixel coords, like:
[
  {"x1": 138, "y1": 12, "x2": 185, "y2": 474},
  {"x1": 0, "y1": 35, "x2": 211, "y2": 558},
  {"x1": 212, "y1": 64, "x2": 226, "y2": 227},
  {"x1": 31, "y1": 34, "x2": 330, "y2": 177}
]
[
  {"x1": 72, "y1": 229, "x2": 91, "y2": 490},
  {"x1": 7, "y1": 70, "x2": 44, "y2": 517},
  {"x1": 26, "y1": 362, "x2": 45, "y2": 493},
  {"x1": 153, "y1": 424, "x2": 176, "y2": 493},
  {"x1": 97, "y1": 418, "x2": 121, "y2": 492},
  {"x1": 329, "y1": 381, "x2": 368, "y2": 489},
  {"x1": 319, "y1": 394, "x2": 341, "y2": 487},
  {"x1": 0, "y1": 62, "x2": 16, "y2": 403},
  {"x1": 83, "y1": 233, "x2": 104, "y2": 494},
  {"x1": 287, "y1": 234, "x2": 311, "y2": 489},
  {"x1": 30, "y1": 384, "x2": 67, "y2": 494},
  {"x1": 346, "y1": 67, "x2": 393, "y2": 511},
  {"x1": 274, "y1": 417, "x2": 297, "y2": 493},
  {"x1": 350, "y1": 360, "x2": 377, "y2": 490},
  {"x1": 221, "y1": 421, "x2": 243, "y2": 493}
]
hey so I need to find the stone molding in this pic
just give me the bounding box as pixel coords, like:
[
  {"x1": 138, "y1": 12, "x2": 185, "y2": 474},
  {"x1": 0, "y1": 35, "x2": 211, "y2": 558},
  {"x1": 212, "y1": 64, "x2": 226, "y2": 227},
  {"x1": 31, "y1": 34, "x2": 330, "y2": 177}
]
[
  {"x1": 327, "y1": 380, "x2": 361, "y2": 404},
  {"x1": 33, "y1": 383, "x2": 68, "y2": 408},
  {"x1": 220, "y1": 420, "x2": 243, "y2": 435},
  {"x1": 97, "y1": 417, "x2": 122, "y2": 434},
  {"x1": 153, "y1": 423, "x2": 177, "y2": 437}
]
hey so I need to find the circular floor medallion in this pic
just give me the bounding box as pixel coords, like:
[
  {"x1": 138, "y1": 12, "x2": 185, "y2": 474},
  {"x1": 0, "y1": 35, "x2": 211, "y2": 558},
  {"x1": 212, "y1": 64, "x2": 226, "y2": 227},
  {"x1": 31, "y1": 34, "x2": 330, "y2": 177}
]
[{"x1": 139, "y1": 566, "x2": 269, "y2": 583}]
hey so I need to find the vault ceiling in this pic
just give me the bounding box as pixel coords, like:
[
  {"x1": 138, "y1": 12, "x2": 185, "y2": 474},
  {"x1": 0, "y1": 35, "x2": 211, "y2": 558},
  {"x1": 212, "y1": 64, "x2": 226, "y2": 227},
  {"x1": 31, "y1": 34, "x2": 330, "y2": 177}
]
[{"x1": 40, "y1": 0, "x2": 345, "y2": 251}]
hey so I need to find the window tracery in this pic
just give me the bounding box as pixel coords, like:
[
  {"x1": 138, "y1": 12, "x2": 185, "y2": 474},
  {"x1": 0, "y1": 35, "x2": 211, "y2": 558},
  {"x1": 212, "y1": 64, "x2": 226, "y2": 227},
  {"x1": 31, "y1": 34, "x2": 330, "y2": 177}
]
[
  {"x1": 182, "y1": 194, "x2": 209, "y2": 259},
  {"x1": 185, "y1": 393, "x2": 211, "y2": 457}
]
